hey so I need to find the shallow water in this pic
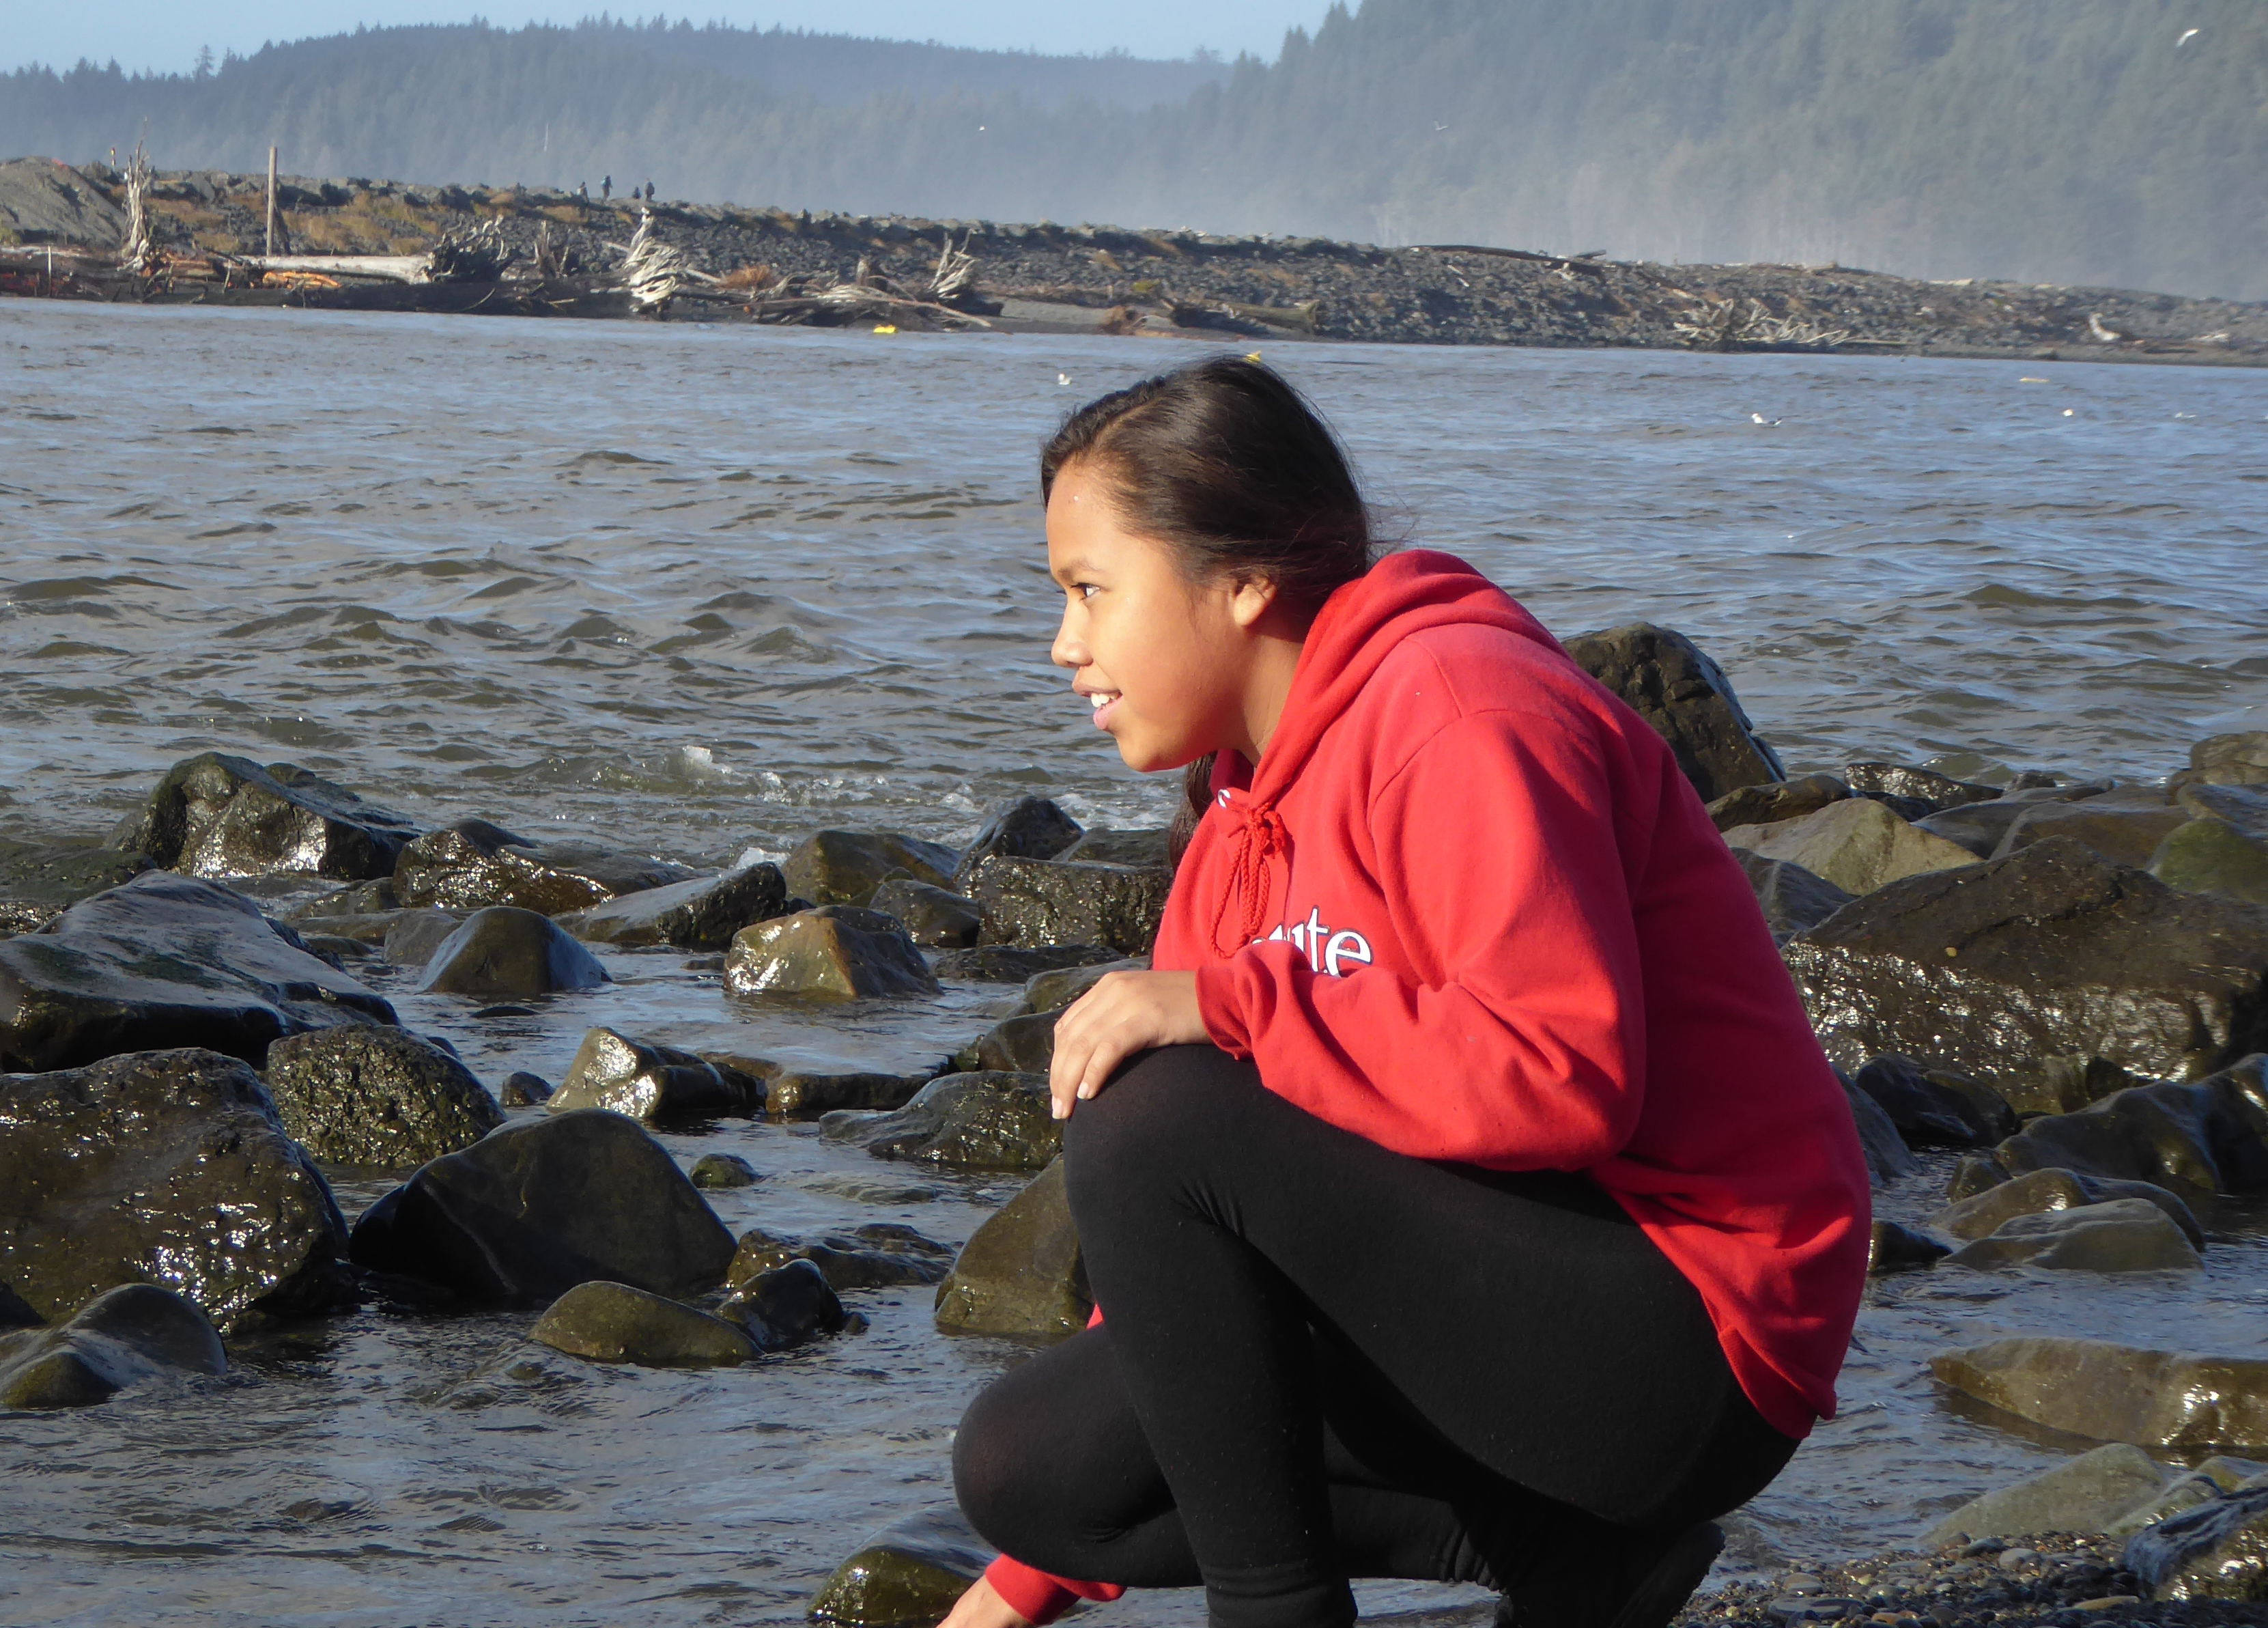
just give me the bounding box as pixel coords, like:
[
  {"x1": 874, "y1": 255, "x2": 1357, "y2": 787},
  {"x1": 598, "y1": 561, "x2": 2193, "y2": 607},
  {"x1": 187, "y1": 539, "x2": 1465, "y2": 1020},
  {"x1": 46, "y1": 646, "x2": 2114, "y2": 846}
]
[{"x1": 3, "y1": 303, "x2": 2268, "y2": 1626}]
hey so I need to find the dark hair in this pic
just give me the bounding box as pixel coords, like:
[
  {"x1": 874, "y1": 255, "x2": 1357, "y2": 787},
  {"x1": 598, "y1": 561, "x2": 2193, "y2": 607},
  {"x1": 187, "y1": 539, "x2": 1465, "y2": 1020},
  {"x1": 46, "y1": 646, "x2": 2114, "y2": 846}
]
[{"x1": 1040, "y1": 355, "x2": 1377, "y2": 865}]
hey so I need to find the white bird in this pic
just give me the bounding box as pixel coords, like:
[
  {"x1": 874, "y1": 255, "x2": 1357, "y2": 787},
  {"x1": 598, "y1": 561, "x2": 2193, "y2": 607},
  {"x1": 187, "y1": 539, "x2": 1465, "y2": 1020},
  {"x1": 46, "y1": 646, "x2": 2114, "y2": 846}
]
[
  {"x1": 1750, "y1": 412, "x2": 1781, "y2": 425},
  {"x1": 1058, "y1": 373, "x2": 1072, "y2": 387},
  {"x1": 2179, "y1": 27, "x2": 2200, "y2": 44}
]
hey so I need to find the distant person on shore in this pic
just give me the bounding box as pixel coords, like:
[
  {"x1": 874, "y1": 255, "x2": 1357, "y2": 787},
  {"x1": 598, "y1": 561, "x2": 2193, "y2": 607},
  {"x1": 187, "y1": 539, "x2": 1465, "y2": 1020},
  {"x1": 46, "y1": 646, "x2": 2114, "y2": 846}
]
[
  {"x1": 944, "y1": 358, "x2": 1869, "y2": 1628},
  {"x1": 602, "y1": 176, "x2": 612, "y2": 200},
  {"x1": 577, "y1": 180, "x2": 589, "y2": 201},
  {"x1": 644, "y1": 180, "x2": 655, "y2": 201}
]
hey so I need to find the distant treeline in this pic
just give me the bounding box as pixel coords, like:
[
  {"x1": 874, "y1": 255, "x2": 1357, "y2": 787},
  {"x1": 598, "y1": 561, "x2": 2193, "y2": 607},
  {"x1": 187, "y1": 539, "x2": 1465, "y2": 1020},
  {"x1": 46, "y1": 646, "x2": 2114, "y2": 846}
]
[{"x1": 3, "y1": 1, "x2": 2262, "y2": 301}]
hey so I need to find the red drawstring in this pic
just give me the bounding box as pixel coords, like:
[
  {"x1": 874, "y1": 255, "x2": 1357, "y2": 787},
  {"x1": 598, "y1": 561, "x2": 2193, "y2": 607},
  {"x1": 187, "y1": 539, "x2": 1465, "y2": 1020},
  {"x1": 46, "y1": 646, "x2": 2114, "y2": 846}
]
[{"x1": 1208, "y1": 801, "x2": 1287, "y2": 955}]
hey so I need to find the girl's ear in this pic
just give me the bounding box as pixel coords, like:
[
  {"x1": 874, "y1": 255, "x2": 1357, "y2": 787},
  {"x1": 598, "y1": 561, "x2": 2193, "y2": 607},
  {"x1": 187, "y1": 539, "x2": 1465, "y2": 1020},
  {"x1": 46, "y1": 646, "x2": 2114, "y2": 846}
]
[{"x1": 1227, "y1": 573, "x2": 1279, "y2": 630}]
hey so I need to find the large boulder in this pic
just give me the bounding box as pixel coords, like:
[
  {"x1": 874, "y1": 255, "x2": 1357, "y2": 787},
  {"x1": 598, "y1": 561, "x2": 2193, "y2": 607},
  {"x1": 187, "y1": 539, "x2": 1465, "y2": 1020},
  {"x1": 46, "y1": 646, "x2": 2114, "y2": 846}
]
[
  {"x1": 724, "y1": 907, "x2": 938, "y2": 999},
  {"x1": 951, "y1": 797, "x2": 1083, "y2": 886},
  {"x1": 1984, "y1": 1055, "x2": 2268, "y2": 1196},
  {"x1": 109, "y1": 753, "x2": 421, "y2": 882},
  {"x1": 0, "y1": 1283, "x2": 227, "y2": 1409},
  {"x1": 718, "y1": 1258, "x2": 849, "y2": 1351},
  {"x1": 729, "y1": 1223, "x2": 955, "y2": 1291},
  {"x1": 261, "y1": 1025, "x2": 503, "y2": 1168},
  {"x1": 869, "y1": 878, "x2": 983, "y2": 948},
  {"x1": 784, "y1": 829, "x2": 960, "y2": 907},
  {"x1": 553, "y1": 862, "x2": 788, "y2": 949},
  {"x1": 963, "y1": 854, "x2": 1172, "y2": 956},
  {"x1": 381, "y1": 908, "x2": 466, "y2": 966},
  {"x1": 1920, "y1": 1442, "x2": 2170, "y2": 1547},
  {"x1": 763, "y1": 1069, "x2": 926, "y2": 1119},
  {"x1": 2173, "y1": 731, "x2": 2268, "y2": 791},
  {"x1": 822, "y1": 1072, "x2": 1060, "y2": 1170},
  {"x1": 933, "y1": 1158, "x2": 1090, "y2": 1338},
  {"x1": 931, "y1": 944, "x2": 1125, "y2": 985},
  {"x1": 548, "y1": 1026, "x2": 758, "y2": 1122},
  {"x1": 1945, "y1": 1198, "x2": 2203, "y2": 1273},
  {"x1": 1841, "y1": 763, "x2": 2001, "y2": 814},
  {"x1": 1730, "y1": 850, "x2": 1854, "y2": 939},
  {"x1": 809, "y1": 1507, "x2": 996, "y2": 1628},
  {"x1": 416, "y1": 906, "x2": 611, "y2": 996},
  {"x1": 1705, "y1": 773, "x2": 1850, "y2": 834},
  {"x1": 2152, "y1": 783, "x2": 2268, "y2": 906},
  {"x1": 1059, "y1": 828, "x2": 1172, "y2": 867},
  {"x1": 1933, "y1": 1166, "x2": 2205, "y2": 1248},
  {"x1": 0, "y1": 838, "x2": 152, "y2": 938},
  {"x1": 1720, "y1": 798, "x2": 1976, "y2": 897},
  {"x1": 0, "y1": 871, "x2": 397, "y2": 1073},
  {"x1": 1914, "y1": 783, "x2": 2110, "y2": 860},
  {"x1": 2125, "y1": 1485, "x2": 2268, "y2": 1601},
  {"x1": 530, "y1": 1280, "x2": 756, "y2": 1368},
  {"x1": 1559, "y1": 621, "x2": 1784, "y2": 802},
  {"x1": 0, "y1": 1048, "x2": 352, "y2": 1327},
  {"x1": 1841, "y1": 1075, "x2": 1919, "y2": 1185},
  {"x1": 393, "y1": 819, "x2": 694, "y2": 914},
  {"x1": 1849, "y1": 1054, "x2": 2017, "y2": 1148},
  {"x1": 1931, "y1": 1336, "x2": 2268, "y2": 1450},
  {"x1": 952, "y1": 1011, "x2": 1061, "y2": 1076},
  {"x1": 1782, "y1": 839, "x2": 2268, "y2": 1115},
  {"x1": 1992, "y1": 787, "x2": 2192, "y2": 869},
  {"x1": 346, "y1": 1109, "x2": 735, "y2": 1302},
  {"x1": 1015, "y1": 957, "x2": 1146, "y2": 1016}
]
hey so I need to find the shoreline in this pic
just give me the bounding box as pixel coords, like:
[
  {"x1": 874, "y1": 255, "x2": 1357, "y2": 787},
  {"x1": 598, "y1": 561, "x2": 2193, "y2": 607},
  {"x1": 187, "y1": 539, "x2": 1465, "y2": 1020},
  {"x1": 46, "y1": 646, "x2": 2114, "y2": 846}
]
[{"x1": 3, "y1": 161, "x2": 2265, "y2": 365}]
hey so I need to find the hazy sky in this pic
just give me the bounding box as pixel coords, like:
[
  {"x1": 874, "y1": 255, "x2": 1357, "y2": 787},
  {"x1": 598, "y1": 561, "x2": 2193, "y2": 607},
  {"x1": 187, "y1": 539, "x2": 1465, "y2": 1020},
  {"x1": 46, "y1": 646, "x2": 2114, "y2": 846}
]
[{"x1": 9, "y1": 2, "x2": 1335, "y2": 77}]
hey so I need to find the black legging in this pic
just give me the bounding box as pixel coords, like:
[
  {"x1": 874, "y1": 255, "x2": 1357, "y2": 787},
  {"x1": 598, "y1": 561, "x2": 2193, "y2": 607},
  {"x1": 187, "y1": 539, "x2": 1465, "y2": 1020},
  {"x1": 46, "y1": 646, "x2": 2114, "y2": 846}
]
[{"x1": 954, "y1": 1045, "x2": 1798, "y2": 1628}]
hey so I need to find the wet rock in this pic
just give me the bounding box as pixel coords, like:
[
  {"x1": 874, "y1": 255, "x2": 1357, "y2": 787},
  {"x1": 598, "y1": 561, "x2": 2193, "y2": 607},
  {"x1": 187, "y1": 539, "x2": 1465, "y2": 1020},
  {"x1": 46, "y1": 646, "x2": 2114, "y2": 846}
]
[
  {"x1": 718, "y1": 1258, "x2": 847, "y2": 1351},
  {"x1": 261, "y1": 1025, "x2": 502, "y2": 1168},
  {"x1": 822, "y1": 1071, "x2": 1060, "y2": 1170},
  {"x1": 0, "y1": 839, "x2": 152, "y2": 938},
  {"x1": 728, "y1": 1222, "x2": 954, "y2": 1290},
  {"x1": 763, "y1": 1069, "x2": 926, "y2": 1119},
  {"x1": 1842, "y1": 1073, "x2": 1920, "y2": 1185},
  {"x1": 1842, "y1": 764, "x2": 2002, "y2": 813},
  {"x1": 2027, "y1": 1054, "x2": 2159, "y2": 1117},
  {"x1": 1867, "y1": 1220, "x2": 1950, "y2": 1274},
  {"x1": 416, "y1": 906, "x2": 611, "y2": 996},
  {"x1": 1849, "y1": 1054, "x2": 2017, "y2": 1147},
  {"x1": 690, "y1": 1153, "x2": 758, "y2": 1189},
  {"x1": 964, "y1": 854, "x2": 1171, "y2": 955},
  {"x1": 929, "y1": 944, "x2": 1124, "y2": 984},
  {"x1": 724, "y1": 906, "x2": 939, "y2": 999},
  {"x1": 1993, "y1": 789, "x2": 2190, "y2": 872},
  {"x1": 380, "y1": 908, "x2": 467, "y2": 966},
  {"x1": 868, "y1": 878, "x2": 982, "y2": 948},
  {"x1": 783, "y1": 829, "x2": 960, "y2": 908},
  {"x1": 0, "y1": 1048, "x2": 352, "y2": 1328},
  {"x1": 0, "y1": 871, "x2": 397, "y2": 1072},
  {"x1": 2173, "y1": 731, "x2": 2268, "y2": 791},
  {"x1": 0, "y1": 1283, "x2": 227, "y2": 1409},
  {"x1": 1058, "y1": 827, "x2": 1172, "y2": 867},
  {"x1": 1731, "y1": 851, "x2": 1854, "y2": 939},
  {"x1": 110, "y1": 753, "x2": 420, "y2": 882},
  {"x1": 1946, "y1": 1155, "x2": 2011, "y2": 1203},
  {"x1": 1559, "y1": 621, "x2": 1785, "y2": 802},
  {"x1": 809, "y1": 1506, "x2": 995, "y2": 1628},
  {"x1": 0, "y1": 1280, "x2": 37, "y2": 1328},
  {"x1": 1946, "y1": 1198, "x2": 2202, "y2": 1273},
  {"x1": 1920, "y1": 1443, "x2": 2168, "y2": 1547},
  {"x1": 935, "y1": 1157, "x2": 1090, "y2": 1338},
  {"x1": 951, "y1": 797, "x2": 1083, "y2": 885},
  {"x1": 2123, "y1": 1483, "x2": 2268, "y2": 1600},
  {"x1": 345, "y1": 1108, "x2": 736, "y2": 1302},
  {"x1": 1934, "y1": 1167, "x2": 2205, "y2": 1248},
  {"x1": 1931, "y1": 1336, "x2": 2268, "y2": 1450},
  {"x1": 393, "y1": 819, "x2": 694, "y2": 914},
  {"x1": 548, "y1": 1027, "x2": 757, "y2": 1122},
  {"x1": 1912, "y1": 783, "x2": 2108, "y2": 859},
  {"x1": 500, "y1": 1070, "x2": 553, "y2": 1106},
  {"x1": 530, "y1": 1279, "x2": 756, "y2": 1367},
  {"x1": 1782, "y1": 839, "x2": 2268, "y2": 1114},
  {"x1": 552, "y1": 862, "x2": 788, "y2": 949},
  {"x1": 2152, "y1": 785, "x2": 2268, "y2": 906},
  {"x1": 953, "y1": 1011, "x2": 1061, "y2": 1076},
  {"x1": 1014, "y1": 957, "x2": 1147, "y2": 1015},
  {"x1": 1706, "y1": 773, "x2": 1851, "y2": 833},
  {"x1": 1721, "y1": 799, "x2": 1977, "y2": 897},
  {"x1": 1990, "y1": 1055, "x2": 2268, "y2": 1196},
  {"x1": 2106, "y1": 1458, "x2": 2263, "y2": 1539},
  {"x1": 291, "y1": 876, "x2": 398, "y2": 918}
]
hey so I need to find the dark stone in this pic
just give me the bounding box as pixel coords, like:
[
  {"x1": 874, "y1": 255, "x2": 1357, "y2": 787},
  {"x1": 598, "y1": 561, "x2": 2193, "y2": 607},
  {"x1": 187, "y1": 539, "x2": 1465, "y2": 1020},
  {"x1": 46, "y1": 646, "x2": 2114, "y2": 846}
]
[
  {"x1": 1851, "y1": 1055, "x2": 2018, "y2": 1148},
  {"x1": 416, "y1": 906, "x2": 611, "y2": 996},
  {"x1": 1559, "y1": 621, "x2": 1785, "y2": 802},
  {"x1": 381, "y1": 908, "x2": 466, "y2": 966},
  {"x1": 953, "y1": 1010, "x2": 1061, "y2": 1076},
  {"x1": 0, "y1": 871, "x2": 397, "y2": 1073},
  {"x1": 822, "y1": 1071, "x2": 1060, "y2": 1170},
  {"x1": 809, "y1": 1506, "x2": 995, "y2": 1628},
  {"x1": 730, "y1": 1222, "x2": 954, "y2": 1290},
  {"x1": 0, "y1": 1283, "x2": 227, "y2": 1409},
  {"x1": 718, "y1": 1258, "x2": 847, "y2": 1351},
  {"x1": 724, "y1": 906, "x2": 939, "y2": 999},
  {"x1": 1706, "y1": 773, "x2": 1851, "y2": 833},
  {"x1": 763, "y1": 1069, "x2": 926, "y2": 1119},
  {"x1": 548, "y1": 1026, "x2": 756, "y2": 1122},
  {"x1": 553, "y1": 862, "x2": 788, "y2": 949},
  {"x1": 1992, "y1": 789, "x2": 2192, "y2": 870},
  {"x1": 934, "y1": 1157, "x2": 1091, "y2": 1337},
  {"x1": 289, "y1": 877, "x2": 397, "y2": 918},
  {"x1": 1841, "y1": 1073, "x2": 1920, "y2": 1185},
  {"x1": 109, "y1": 753, "x2": 419, "y2": 882},
  {"x1": 964, "y1": 854, "x2": 1171, "y2": 955},
  {"x1": 1867, "y1": 1219, "x2": 1951, "y2": 1275},
  {"x1": 1945, "y1": 1198, "x2": 2202, "y2": 1272},
  {"x1": 1841, "y1": 764, "x2": 2002, "y2": 813},
  {"x1": 930, "y1": 944, "x2": 1124, "y2": 984},
  {"x1": 0, "y1": 839, "x2": 152, "y2": 938},
  {"x1": 0, "y1": 1048, "x2": 352, "y2": 1328},
  {"x1": 262, "y1": 1025, "x2": 503, "y2": 1168},
  {"x1": 1914, "y1": 785, "x2": 2110, "y2": 860},
  {"x1": 1015, "y1": 957, "x2": 1148, "y2": 1017},
  {"x1": 0, "y1": 1279, "x2": 38, "y2": 1328},
  {"x1": 500, "y1": 1070, "x2": 553, "y2": 1106},
  {"x1": 1782, "y1": 839, "x2": 2268, "y2": 1114},
  {"x1": 2173, "y1": 731, "x2": 2268, "y2": 791},
  {"x1": 868, "y1": 878, "x2": 982, "y2": 948},
  {"x1": 783, "y1": 829, "x2": 960, "y2": 907},
  {"x1": 1722, "y1": 800, "x2": 1977, "y2": 897},
  {"x1": 345, "y1": 1108, "x2": 735, "y2": 1303},
  {"x1": 1987, "y1": 1055, "x2": 2268, "y2": 1197},
  {"x1": 2124, "y1": 1483, "x2": 2268, "y2": 1601},
  {"x1": 690, "y1": 1153, "x2": 758, "y2": 1189},
  {"x1": 950, "y1": 797, "x2": 1083, "y2": 886},
  {"x1": 1732, "y1": 850, "x2": 1855, "y2": 938},
  {"x1": 2153, "y1": 786, "x2": 2268, "y2": 907},
  {"x1": 393, "y1": 819, "x2": 694, "y2": 914},
  {"x1": 1058, "y1": 827, "x2": 1172, "y2": 867},
  {"x1": 1931, "y1": 1336, "x2": 2268, "y2": 1450},
  {"x1": 530, "y1": 1279, "x2": 756, "y2": 1367},
  {"x1": 1934, "y1": 1166, "x2": 2206, "y2": 1249}
]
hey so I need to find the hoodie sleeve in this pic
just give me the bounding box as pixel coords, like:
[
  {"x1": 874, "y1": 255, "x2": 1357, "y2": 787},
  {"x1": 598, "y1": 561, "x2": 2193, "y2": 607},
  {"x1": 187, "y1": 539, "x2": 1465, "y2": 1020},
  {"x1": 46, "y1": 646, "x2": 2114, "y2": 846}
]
[{"x1": 1193, "y1": 706, "x2": 1650, "y2": 1169}]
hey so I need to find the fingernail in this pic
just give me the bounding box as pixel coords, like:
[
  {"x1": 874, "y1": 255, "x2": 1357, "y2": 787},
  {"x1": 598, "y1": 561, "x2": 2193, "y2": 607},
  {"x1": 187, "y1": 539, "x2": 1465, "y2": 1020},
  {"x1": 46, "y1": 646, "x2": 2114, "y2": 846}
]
[
  {"x1": 1077, "y1": 1083, "x2": 1094, "y2": 1099},
  {"x1": 1051, "y1": 1101, "x2": 1068, "y2": 1119}
]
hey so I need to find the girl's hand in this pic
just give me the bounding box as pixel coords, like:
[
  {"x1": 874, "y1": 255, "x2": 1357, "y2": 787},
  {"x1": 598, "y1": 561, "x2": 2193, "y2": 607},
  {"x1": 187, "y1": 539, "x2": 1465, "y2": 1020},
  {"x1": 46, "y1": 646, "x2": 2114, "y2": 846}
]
[
  {"x1": 937, "y1": 1576, "x2": 1032, "y2": 1628},
  {"x1": 1047, "y1": 970, "x2": 1206, "y2": 1119}
]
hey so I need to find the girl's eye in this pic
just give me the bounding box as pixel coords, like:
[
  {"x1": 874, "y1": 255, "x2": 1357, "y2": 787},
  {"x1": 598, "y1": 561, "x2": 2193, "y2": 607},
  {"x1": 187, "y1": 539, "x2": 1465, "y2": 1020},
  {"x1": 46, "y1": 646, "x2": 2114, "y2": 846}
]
[{"x1": 1077, "y1": 583, "x2": 1101, "y2": 600}]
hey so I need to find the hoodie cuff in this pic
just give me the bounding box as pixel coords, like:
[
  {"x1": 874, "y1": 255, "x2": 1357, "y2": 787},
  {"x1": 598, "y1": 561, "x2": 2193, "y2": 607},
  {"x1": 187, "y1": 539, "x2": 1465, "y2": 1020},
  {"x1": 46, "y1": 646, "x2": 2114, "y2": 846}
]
[
  {"x1": 1193, "y1": 960, "x2": 1254, "y2": 1056},
  {"x1": 984, "y1": 1556, "x2": 1126, "y2": 1624}
]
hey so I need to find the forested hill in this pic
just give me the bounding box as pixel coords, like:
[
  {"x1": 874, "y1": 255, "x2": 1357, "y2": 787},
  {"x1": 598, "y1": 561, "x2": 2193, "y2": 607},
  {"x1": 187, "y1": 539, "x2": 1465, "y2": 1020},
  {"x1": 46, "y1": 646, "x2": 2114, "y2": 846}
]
[{"x1": 4, "y1": 1, "x2": 2263, "y2": 302}]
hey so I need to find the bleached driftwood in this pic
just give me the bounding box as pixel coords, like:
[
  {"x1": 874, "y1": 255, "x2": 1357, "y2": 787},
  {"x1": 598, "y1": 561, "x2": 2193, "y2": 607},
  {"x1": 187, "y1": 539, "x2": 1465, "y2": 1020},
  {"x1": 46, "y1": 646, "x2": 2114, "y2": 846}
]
[
  {"x1": 121, "y1": 139, "x2": 159, "y2": 275},
  {"x1": 1673, "y1": 296, "x2": 1849, "y2": 350}
]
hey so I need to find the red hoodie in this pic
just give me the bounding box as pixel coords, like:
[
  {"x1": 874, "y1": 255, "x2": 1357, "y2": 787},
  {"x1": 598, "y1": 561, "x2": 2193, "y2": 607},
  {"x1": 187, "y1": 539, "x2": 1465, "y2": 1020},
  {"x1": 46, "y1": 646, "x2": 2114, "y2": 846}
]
[{"x1": 982, "y1": 550, "x2": 1871, "y2": 1625}]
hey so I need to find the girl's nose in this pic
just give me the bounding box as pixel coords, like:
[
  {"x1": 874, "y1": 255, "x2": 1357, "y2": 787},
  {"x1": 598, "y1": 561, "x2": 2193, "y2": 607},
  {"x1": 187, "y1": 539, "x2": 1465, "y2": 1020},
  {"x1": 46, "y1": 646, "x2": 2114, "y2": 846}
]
[{"x1": 1051, "y1": 607, "x2": 1088, "y2": 671}]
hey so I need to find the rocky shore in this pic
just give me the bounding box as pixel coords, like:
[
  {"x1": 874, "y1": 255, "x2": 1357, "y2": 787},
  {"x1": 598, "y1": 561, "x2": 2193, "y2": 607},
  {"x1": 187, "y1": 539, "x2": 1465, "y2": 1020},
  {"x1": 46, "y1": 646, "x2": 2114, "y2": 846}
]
[
  {"x1": 5, "y1": 619, "x2": 2268, "y2": 1616},
  {"x1": 3, "y1": 156, "x2": 2264, "y2": 363}
]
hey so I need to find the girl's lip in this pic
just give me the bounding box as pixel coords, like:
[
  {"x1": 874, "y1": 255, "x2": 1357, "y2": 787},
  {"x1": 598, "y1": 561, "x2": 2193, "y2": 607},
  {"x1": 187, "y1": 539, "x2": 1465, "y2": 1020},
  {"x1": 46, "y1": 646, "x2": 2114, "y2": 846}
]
[{"x1": 1090, "y1": 694, "x2": 1123, "y2": 731}]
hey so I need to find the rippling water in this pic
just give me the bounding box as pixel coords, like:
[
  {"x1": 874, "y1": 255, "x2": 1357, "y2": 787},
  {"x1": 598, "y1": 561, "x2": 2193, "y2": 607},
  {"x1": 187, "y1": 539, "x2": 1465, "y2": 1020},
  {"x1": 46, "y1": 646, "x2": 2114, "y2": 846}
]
[{"x1": 3, "y1": 303, "x2": 2267, "y2": 1627}]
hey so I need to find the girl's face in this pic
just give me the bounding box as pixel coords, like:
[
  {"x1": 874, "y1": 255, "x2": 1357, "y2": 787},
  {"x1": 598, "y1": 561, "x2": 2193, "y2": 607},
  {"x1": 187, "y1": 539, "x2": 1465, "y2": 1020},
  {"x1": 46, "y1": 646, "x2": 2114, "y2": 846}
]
[{"x1": 1046, "y1": 459, "x2": 1258, "y2": 773}]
